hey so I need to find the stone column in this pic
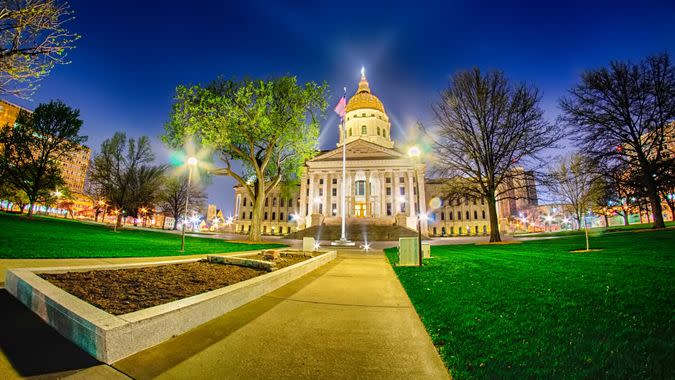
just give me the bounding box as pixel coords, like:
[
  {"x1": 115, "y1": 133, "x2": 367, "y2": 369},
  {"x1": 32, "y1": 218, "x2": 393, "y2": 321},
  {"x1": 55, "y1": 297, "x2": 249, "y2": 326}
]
[
  {"x1": 393, "y1": 171, "x2": 400, "y2": 214},
  {"x1": 307, "y1": 173, "x2": 315, "y2": 216},
  {"x1": 346, "y1": 171, "x2": 353, "y2": 217},
  {"x1": 417, "y1": 165, "x2": 428, "y2": 230},
  {"x1": 365, "y1": 170, "x2": 371, "y2": 217},
  {"x1": 322, "y1": 173, "x2": 328, "y2": 216},
  {"x1": 299, "y1": 173, "x2": 307, "y2": 218},
  {"x1": 379, "y1": 172, "x2": 386, "y2": 217},
  {"x1": 407, "y1": 170, "x2": 415, "y2": 216}
]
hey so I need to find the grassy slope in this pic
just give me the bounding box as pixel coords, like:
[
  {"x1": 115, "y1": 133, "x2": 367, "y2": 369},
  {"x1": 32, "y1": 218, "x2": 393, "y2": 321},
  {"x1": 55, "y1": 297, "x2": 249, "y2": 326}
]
[
  {"x1": 513, "y1": 221, "x2": 675, "y2": 238},
  {"x1": 386, "y1": 230, "x2": 675, "y2": 379},
  {"x1": 0, "y1": 213, "x2": 284, "y2": 258}
]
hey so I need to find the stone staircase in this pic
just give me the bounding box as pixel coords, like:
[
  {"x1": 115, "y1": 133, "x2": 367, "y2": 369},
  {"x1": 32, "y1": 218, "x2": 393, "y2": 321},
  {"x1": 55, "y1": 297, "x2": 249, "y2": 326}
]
[{"x1": 285, "y1": 223, "x2": 421, "y2": 241}]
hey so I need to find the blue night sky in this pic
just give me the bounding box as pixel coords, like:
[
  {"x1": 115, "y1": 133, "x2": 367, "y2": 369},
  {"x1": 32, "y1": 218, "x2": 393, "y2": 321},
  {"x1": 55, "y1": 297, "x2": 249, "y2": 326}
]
[{"x1": 8, "y1": 0, "x2": 675, "y2": 213}]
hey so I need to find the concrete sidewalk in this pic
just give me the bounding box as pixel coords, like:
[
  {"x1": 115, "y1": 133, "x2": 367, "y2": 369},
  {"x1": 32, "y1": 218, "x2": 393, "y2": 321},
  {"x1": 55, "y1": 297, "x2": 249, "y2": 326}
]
[{"x1": 111, "y1": 250, "x2": 449, "y2": 379}]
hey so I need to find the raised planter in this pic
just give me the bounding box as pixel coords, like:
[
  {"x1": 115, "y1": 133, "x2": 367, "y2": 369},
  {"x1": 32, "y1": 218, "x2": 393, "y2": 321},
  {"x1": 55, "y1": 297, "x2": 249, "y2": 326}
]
[{"x1": 5, "y1": 249, "x2": 336, "y2": 364}]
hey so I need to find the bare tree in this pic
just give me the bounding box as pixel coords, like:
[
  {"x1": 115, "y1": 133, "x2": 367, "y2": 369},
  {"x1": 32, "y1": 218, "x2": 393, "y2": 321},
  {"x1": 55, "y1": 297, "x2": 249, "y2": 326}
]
[
  {"x1": 560, "y1": 53, "x2": 675, "y2": 229},
  {"x1": 158, "y1": 176, "x2": 207, "y2": 230},
  {"x1": 89, "y1": 132, "x2": 165, "y2": 229},
  {"x1": 545, "y1": 154, "x2": 603, "y2": 229},
  {"x1": 0, "y1": 0, "x2": 79, "y2": 98},
  {"x1": 432, "y1": 68, "x2": 560, "y2": 242}
]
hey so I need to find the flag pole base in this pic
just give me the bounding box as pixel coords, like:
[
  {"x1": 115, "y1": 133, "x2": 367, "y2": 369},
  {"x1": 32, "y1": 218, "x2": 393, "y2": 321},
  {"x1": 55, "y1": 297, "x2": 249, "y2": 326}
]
[{"x1": 331, "y1": 238, "x2": 355, "y2": 247}]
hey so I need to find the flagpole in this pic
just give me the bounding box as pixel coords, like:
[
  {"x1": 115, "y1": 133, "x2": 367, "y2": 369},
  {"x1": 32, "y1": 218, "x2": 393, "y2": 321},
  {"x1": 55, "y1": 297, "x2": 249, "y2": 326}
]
[{"x1": 341, "y1": 94, "x2": 347, "y2": 241}]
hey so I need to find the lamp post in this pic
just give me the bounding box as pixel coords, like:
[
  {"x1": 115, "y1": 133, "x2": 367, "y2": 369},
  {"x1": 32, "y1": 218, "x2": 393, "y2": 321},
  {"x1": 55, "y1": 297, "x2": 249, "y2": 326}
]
[
  {"x1": 408, "y1": 146, "x2": 423, "y2": 267},
  {"x1": 181, "y1": 156, "x2": 198, "y2": 253}
]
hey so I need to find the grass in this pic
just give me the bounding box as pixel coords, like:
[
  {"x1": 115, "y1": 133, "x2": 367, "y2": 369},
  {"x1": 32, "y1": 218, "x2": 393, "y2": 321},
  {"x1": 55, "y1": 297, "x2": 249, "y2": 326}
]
[
  {"x1": 0, "y1": 212, "x2": 284, "y2": 258},
  {"x1": 513, "y1": 220, "x2": 675, "y2": 238},
  {"x1": 385, "y1": 229, "x2": 675, "y2": 379}
]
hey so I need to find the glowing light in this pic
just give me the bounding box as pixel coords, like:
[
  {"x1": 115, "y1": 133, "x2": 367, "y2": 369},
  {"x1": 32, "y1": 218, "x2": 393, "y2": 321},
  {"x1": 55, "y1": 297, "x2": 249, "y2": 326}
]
[
  {"x1": 290, "y1": 213, "x2": 299, "y2": 222},
  {"x1": 361, "y1": 242, "x2": 371, "y2": 252},
  {"x1": 429, "y1": 197, "x2": 442, "y2": 210},
  {"x1": 418, "y1": 213, "x2": 429, "y2": 222},
  {"x1": 187, "y1": 156, "x2": 198, "y2": 166},
  {"x1": 361, "y1": 66, "x2": 365, "y2": 78},
  {"x1": 397, "y1": 196, "x2": 407, "y2": 204},
  {"x1": 313, "y1": 196, "x2": 322, "y2": 204},
  {"x1": 408, "y1": 146, "x2": 421, "y2": 158},
  {"x1": 544, "y1": 215, "x2": 554, "y2": 223},
  {"x1": 313, "y1": 242, "x2": 321, "y2": 251},
  {"x1": 225, "y1": 216, "x2": 234, "y2": 225},
  {"x1": 52, "y1": 190, "x2": 63, "y2": 198}
]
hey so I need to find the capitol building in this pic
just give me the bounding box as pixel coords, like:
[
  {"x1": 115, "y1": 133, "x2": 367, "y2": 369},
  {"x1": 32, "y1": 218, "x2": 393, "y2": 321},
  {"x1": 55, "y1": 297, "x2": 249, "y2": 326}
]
[{"x1": 233, "y1": 72, "x2": 533, "y2": 239}]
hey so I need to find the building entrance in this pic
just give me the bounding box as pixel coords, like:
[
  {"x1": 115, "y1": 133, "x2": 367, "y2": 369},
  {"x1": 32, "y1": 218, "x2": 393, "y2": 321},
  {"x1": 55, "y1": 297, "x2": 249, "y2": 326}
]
[{"x1": 355, "y1": 202, "x2": 368, "y2": 217}]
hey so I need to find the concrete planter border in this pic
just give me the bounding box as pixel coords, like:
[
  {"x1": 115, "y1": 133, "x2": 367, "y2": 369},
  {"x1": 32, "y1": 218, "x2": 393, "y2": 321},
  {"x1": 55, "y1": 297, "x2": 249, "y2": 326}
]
[{"x1": 5, "y1": 249, "x2": 336, "y2": 364}]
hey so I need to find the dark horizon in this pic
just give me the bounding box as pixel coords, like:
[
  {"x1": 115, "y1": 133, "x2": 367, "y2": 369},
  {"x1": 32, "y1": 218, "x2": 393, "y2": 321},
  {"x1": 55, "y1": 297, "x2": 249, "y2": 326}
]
[{"x1": 5, "y1": 0, "x2": 675, "y2": 214}]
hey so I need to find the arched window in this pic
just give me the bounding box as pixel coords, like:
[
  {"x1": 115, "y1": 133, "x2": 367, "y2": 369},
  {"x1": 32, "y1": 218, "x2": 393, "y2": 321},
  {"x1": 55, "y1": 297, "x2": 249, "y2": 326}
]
[
  {"x1": 361, "y1": 125, "x2": 367, "y2": 134},
  {"x1": 383, "y1": 129, "x2": 387, "y2": 138},
  {"x1": 349, "y1": 128, "x2": 352, "y2": 136},
  {"x1": 377, "y1": 126, "x2": 381, "y2": 135}
]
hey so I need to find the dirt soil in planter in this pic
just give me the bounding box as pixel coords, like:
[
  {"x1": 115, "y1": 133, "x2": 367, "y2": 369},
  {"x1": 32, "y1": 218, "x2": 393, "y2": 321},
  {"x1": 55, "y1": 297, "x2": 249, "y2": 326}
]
[
  {"x1": 250, "y1": 253, "x2": 312, "y2": 268},
  {"x1": 39, "y1": 261, "x2": 266, "y2": 315}
]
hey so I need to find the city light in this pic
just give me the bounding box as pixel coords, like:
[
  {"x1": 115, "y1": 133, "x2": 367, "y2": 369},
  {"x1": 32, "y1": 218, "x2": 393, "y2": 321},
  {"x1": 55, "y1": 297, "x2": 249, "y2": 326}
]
[
  {"x1": 313, "y1": 242, "x2": 321, "y2": 251},
  {"x1": 361, "y1": 242, "x2": 371, "y2": 252},
  {"x1": 408, "y1": 145, "x2": 421, "y2": 158}
]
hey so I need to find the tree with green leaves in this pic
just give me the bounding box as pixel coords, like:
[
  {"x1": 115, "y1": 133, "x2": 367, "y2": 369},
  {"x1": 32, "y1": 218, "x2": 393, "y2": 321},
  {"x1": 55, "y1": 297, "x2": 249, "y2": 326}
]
[
  {"x1": 0, "y1": 0, "x2": 79, "y2": 99},
  {"x1": 560, "y1": 53, "x2": 675, "y2": 229},
  {"x1": 432, "y1": 68, "x2": 560, "y2": 242},
  {"x1": 0, "y1": 100, "x2": 86, "y2": 217},
  {"x1": 165, "y1": 76, "x2": 328, "y2": 241},
  {"x1": 89, "y1": 132, "x2": 165, "y2": 229}
]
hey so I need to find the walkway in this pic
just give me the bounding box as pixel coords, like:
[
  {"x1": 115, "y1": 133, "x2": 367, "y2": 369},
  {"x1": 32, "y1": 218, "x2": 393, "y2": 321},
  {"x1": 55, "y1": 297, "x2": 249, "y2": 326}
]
[{"x1": 110, "y1": 249, "x2": 449, "y2": 379}]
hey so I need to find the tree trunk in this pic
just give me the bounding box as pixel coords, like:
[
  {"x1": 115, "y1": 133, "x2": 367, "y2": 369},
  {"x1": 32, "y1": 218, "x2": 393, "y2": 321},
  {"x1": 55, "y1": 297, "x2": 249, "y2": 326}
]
[
  {"x1": 173, "y1": 217, "x2": 178, "y2": 230},
  {"x1": 622, "y1": 211, "x2": 629, "y2": 226},
  {"x1": 116, "y1": 213, "x2": 123, "y2": 228},
  {"x1": 27, "y1": 201, "x2": 35, "y2": 217},
  {"x1": 487, "y1": 195, "x2": 501, "y2": 242},
  {"x1": 646, "y1": 181, "x2": 665, "y2": 228},
  {"x1": 603, "y1": 214, "x2": 609, "y2": 228},
  {"x1": 248, "y1": 182, "x2": 265, "y2": 242}
]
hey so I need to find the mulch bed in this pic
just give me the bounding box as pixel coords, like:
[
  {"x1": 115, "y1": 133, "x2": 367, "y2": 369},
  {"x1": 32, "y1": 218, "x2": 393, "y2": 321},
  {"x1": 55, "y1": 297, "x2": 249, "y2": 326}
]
[
  {"x1": 249, "y1": 253, "x2": 310, "y2": 268},
  {"x1": 39, "y1": 261, "x2": 267, "y2": 315}
]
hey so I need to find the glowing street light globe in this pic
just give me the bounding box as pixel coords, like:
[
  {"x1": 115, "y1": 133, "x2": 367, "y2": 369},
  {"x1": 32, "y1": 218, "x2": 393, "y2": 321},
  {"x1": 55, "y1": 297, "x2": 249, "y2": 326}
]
[
  {"x1": 408, "y1": 146, "x2": 421, "y2": 158},
  {"x1": 187, "y1": 156, "x2": 198, "y2": 166}
]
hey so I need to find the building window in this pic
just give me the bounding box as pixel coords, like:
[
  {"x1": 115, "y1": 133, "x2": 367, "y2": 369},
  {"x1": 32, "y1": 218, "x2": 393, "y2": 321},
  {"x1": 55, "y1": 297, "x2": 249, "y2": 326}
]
[
  {"x1": 355, "y1": 180, "x2": 366, "y2": 196},
  {"x1": 319, "y1": 188, "x2": 323, "y2": 196},
  {"x1": 433, "y1": 227, "x2": 437, "y2": 236},
  {"x1": 242, "y1": 212, "x2": 245, "y2": 220},
  {"x1": 377, "y1": 126, "x2": 380, "y2": 135},
  {"x1": 280, "y1": 212, "x2": 284, "y2": 221},
  {"x1": 319, "y1": 179, "x2": 324, "y2": 185},
  {"x1": 466, "y1": 211, "x2": 470, "y2": 220},
  {"x1": 264, "y1": 212, "x2": 268, "y2": 220},
  {"x1": 273, "y1": 197, "x2": 277, "y2": 206},
  {"x1": 272, "y1": 212, "x2": 276, "y2": 220},
  {"x1": 399, "y1": 177, "x2": 405, "y2": 183},
  {"x1": 386, "y1": 187, "x2": 391, "y2": 195},
  {"x1": 280, "y1": 198, "x2": 285, "y2": 207},
  {"x1": 457, "y1": 211, "x2": 462, "y2": 220},
  {"x1": 383, "y1": 130, "x2": 387, "y2": 138},
  {"x1": 265, "y1": 198, "x2": 269, "y2": 206},
  {"x1": 482, "y1": 210, "x2": 486, "y2": 219},
  {"x1": 243, "y1": 198, "x2": 247, "y2": 206},
  {"x1": 442, "y1": 227, "x2": 447, "y2": 236},
  {"x1": 474, "y1": 210, "x2": 478, "y2": 219},
  {"x1": 481, "y1": 197, "x2": 485, "y2": 205},
  {"x1": 440, "y1": 212, "x2": 445, "y2": 221},
  {"x1": 386, "y1": 203, "x2": 392, "y2": 216},
  {"x1": 400, "y1": 187, "x2": 405, "y2": 195},
  {"x1": 456, "y1": 199, "x2": 461, "y2": 206},
  {"x1": 249, "y1": 212, "x2": 252, "y2": 219},
  {"x1": 400, "y1": 203, "x2": 405, "y2": 213},
  {"x1": 475, "y1": 226, "x2": 479, "y2": 234},
  {"x1": 332, "y1": 178, "x2": 337, "y2": 184},
  {"x1": 464, "y1": 198, "x2": 468, "y2": 206},
  {"x1": 385, "y1": 177, "x2": 391, "y2": 184},
  {"x1": 450, "y1": 226, "x2": 454, "y2": 235},
  {"x1": 349, "y1": 128, "x2": 352, "y2": 136},
  {"x1": 449, "y1": 211, "x2": 453, "y2": 220},
  {"x1": 331, "y1": 204, "x2": 337, "y2": 216},
  {"x1": 332, "y1": 188, "x2": 337, "y2": 196},
  {"x1": 318, "y1": 204, "x2": 323, "y2": 214},
  {"x1": 483, "y1": 225, "x2": 487, "y2": 234},
  {"x1": 473, "y1": 198, "x2": 477, "y2": 205},
  {"x1": 361, "y1": 125, "x2": 367, "y2": 134}
]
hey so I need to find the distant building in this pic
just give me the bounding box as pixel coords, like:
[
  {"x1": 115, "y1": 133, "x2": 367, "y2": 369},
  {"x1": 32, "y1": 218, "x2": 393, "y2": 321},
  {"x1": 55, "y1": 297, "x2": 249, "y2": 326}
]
[
  {"x1": 206, "y1": 204, "x2": 217, "y2": 223},
  {"x1": 0, "y1": 99, "x2": 90, "y2": 194}
]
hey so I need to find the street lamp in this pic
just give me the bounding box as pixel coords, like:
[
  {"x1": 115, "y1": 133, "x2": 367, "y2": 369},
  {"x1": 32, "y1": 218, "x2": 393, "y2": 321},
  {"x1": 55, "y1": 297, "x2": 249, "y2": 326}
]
[
  {"x1": 408, "y1": 145, "x2": 423, "y2": 267},
  {"x1": 181, "y1": 156, "x2": 199, "y2": 252}
]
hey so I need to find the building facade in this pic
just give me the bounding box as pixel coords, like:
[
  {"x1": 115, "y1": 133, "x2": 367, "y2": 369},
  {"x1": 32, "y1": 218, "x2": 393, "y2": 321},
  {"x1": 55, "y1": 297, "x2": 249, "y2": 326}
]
[{"x1": 233, "y1": 72, "x2": 501, "y2": 237}]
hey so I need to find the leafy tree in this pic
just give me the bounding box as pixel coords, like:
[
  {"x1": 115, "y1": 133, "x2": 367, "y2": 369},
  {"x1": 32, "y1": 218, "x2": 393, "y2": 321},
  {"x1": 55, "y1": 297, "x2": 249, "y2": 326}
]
[
  {"x1": 560, "y1": 53, "x2": 675, "y2": 229},
  {"x1": 158, "y1": 176, "x2": 207, "y2": 230},
  {"x1": 0, "y1": 181, "x2": 28, "y2": 212},
  {"x1": 89, "y1": 132, "x2": 165, "y2": 229},
  {"x1": 432, "y1": 68, "x2": 559, "y2": 242},
  {"x1": 0, "y1": 100, "x2": 86, "y2": 217},
  {"x1": 545, "y1": 154, "x2": 603, "y2": 229},
  {"x1": 0, "y1": 0, "x2": 79, "y2": 98},
  {"x1": 165, "y1": 76, "x2": 327, "y2": 241}
]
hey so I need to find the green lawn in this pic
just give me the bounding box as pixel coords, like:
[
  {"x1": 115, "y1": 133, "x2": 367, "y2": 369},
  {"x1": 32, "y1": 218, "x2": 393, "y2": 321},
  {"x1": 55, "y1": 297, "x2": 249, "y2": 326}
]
[
  {"x1": 385, "y1": 229, "x2": 675, "y2": 379},
  {"x1": 0, "y1": 213, "x2": 284, "y2": 258},
  {"x1": 513, "y1": 221, "x2": 675, "y2": 238}
]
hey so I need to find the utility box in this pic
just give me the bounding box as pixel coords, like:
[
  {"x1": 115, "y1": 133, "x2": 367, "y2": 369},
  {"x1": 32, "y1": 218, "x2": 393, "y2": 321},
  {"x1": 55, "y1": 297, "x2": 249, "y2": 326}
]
[
  {"x1": 422, "y1": 242, "x2": 431, "y2": 259},
  {"x1": 303, "y1": 237, "x2": 316, "y2": 252},
  {"x1": 398, "y1": 237, "x2": 419, "y2": 266}
]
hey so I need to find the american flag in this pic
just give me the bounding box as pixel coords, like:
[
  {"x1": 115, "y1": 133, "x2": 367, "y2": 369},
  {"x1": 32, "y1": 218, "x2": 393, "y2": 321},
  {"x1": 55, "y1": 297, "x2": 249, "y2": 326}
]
[{"x1": 333, "y1": 95, "x2": 346, "y2": 118}]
